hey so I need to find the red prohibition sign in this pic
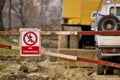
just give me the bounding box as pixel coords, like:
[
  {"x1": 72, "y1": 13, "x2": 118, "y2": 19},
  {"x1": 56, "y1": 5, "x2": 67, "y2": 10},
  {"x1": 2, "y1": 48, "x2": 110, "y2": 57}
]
[{"x1": 23, "y1": 31, "x2": 38, "y2": 45}]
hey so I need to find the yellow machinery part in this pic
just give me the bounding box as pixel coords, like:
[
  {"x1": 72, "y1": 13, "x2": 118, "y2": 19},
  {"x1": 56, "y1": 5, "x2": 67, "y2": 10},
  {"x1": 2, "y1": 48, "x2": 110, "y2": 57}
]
[{"x1": 62, "y1": 0, "x2": 120, "y2": 26}]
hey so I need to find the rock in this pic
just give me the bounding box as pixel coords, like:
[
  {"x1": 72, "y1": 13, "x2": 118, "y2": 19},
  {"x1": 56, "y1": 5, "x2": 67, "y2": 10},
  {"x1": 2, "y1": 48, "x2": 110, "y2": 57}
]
[
  {"x1": 18, "y1": 64, "x2": 28, "y2": 73},
  {"x1": 12, "y1": 39, "x2": 18, "y2": 43}
]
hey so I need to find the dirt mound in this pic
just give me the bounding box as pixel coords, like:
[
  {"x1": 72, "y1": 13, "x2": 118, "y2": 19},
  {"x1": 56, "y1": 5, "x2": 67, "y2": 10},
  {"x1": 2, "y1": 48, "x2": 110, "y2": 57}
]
[{"x1": 0, "y1": 54, "x2": 120, "y2": 80}]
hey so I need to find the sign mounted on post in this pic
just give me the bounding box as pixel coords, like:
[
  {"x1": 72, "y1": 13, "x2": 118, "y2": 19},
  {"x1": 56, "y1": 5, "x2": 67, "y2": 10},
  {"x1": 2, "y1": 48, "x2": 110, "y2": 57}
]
[{"x1": 20, "y1": 28, "x2": 41, "y2": 56}]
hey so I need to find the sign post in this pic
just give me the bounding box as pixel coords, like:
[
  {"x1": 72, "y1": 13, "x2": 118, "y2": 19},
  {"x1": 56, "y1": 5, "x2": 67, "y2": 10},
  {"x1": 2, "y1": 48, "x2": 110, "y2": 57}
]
[{"x1": 20, "y1": 28, "x2": 41, "y2": 56}]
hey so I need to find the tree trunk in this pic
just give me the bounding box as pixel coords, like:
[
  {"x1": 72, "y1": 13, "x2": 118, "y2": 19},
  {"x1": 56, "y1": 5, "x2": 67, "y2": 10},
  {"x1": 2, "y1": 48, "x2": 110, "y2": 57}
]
[
  {"x1": 21, "y1": 20, "x2": 25, "y2": 28},
  {"x1": 0, "y1": 0, "x2": 6, "y2": 31},
  {"x1": 8, "y1": 0, "x2": 12, "y2": 31},
  {"x1": 0, "y1": 11, "x2": 4, "y2": 31},
  {"x1": 19, "y1": 0, "x2": 25, "y2": 28}
]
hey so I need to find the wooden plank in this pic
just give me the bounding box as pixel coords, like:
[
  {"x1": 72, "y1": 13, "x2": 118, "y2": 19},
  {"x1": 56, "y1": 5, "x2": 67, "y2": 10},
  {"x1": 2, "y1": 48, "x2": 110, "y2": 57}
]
[
  {"x1": 58, "y1": 48, "x2": 96, "y2": 68},
  {"x1": 101, "y1": 53, "x2": 120, "y2": 56},
  {"x1": 69, "y1": 35, "x2": 79, "y2": 48},
  {"x1": 42, "y1": 31, "x2": 77, "y2": 35},
  {"x1": 0, "y1": 31, "x2": 78, "y2": 36},
  {"x1": 96, "y1": 36, "x2": 120, "y2": 47},
  {"x1": 58, "y1": 35, "x2": 68, "y2": 48},
  {"x1": 0, "y1": 31, "x2": 19, "y2": 35}
]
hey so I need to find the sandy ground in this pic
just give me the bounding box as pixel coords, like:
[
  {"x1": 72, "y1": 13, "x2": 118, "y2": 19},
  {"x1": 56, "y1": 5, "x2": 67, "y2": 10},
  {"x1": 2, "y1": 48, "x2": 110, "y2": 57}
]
[
  {"x1": 0, "y1": 55, "x2": 120, "y2": 80},
  {"x1": 0, "y1": 35, "x2": 120, "y2": 80}
]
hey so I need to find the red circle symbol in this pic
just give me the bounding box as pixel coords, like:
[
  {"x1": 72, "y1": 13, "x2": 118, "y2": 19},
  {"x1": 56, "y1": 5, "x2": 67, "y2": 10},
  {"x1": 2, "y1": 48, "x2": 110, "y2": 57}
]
[{"x1": 23, "y1": 31, "x2": 38, "y2": 45}]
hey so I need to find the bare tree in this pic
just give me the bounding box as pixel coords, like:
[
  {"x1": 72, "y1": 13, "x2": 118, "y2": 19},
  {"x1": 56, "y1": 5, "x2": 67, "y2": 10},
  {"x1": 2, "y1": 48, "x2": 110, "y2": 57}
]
[
  {"x1": 0, "y1": 0, "x2": 6, "y2": 31},
  {"x1": 19, "y1": 0, "x2": 25, "y2": 27},
  {"x1": 35, "y1": 0, "x2": 50, "y2": 27},
  {"x1": 46, "y1": 0, "x2": 62, "y2": 27},
  {"x1": 8, "y1": 0, "x2": 12, "y2": 30},
  {"x1": 12, "y1": 0, "x2": 35, "y2": 27},
  {"x1": 12, "y1": 0, "x2": 25, "y2": 27},
  {"x1": 34, "y1": 0, "x2": 62, "y2": 28},
  {"x1": 2, "y1": 0, "x2": 62, "y2": 29}
]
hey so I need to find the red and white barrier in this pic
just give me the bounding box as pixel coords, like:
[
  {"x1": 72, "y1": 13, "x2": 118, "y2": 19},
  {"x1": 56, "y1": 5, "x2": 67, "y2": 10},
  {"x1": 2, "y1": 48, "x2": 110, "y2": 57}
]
[
  {"x1": 1, "y1": 31, "x2": 120, "y2": 36},
  {"x1": 0, "y1": 44, "x2": 120, "y2": 68},
  {"x1": 43, "y1": 51, "x2": 120, "y2": 68},
  {"x1": 0, "y1": 44, "x2": 19, "y2": 50}
]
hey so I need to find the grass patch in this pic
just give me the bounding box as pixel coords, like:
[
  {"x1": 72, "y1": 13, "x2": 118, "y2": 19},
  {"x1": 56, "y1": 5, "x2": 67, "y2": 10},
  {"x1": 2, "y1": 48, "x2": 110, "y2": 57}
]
[
  {"x1": 0, "y1": 64, "x2": 7, "y2": 72},
  {"x1": 0, "y1": 36, "x2": 17, "y2": 45},
  {"x1": 0, "y1": 48, "x2": 19, "y2": 56},
  {"x1": 0, "y1": 36, "x2": 19, "y2": 56}
]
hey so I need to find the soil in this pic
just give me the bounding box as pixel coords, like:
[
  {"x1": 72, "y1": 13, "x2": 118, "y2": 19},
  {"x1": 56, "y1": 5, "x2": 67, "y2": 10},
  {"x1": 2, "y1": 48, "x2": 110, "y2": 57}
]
[
  {"x1": 0, "y1": 55, "x2": 120, "y2": 80},
  {"x1": 0, "y1": 35, "x2": 120, "y2": 80}
]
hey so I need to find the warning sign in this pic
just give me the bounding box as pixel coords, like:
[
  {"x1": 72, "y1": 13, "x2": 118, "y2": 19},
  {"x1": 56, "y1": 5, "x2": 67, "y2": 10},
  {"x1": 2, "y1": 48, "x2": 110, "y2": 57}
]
[
  {"x1": 20, "y1": 28, "x2": 41, "y2": 56},
  {"x1": 23, "y1": 31, "x2": 38, "y2": 45}
]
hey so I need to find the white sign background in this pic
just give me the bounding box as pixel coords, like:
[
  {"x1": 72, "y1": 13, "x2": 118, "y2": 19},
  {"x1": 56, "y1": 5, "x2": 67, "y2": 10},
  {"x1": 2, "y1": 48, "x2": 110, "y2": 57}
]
[{"x1": 20, "y1": 28, "x2": 41, "y2": 56}]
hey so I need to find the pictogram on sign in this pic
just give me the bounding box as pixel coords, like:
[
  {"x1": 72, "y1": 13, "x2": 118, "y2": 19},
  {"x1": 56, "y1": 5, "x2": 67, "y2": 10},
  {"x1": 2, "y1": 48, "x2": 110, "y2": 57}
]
[
  {"x1": 23, "y1": 31, "x2": 38, "y2": 45},
  {"x1": 20, "y1": 28, "x2": 41, "y2": 56}
]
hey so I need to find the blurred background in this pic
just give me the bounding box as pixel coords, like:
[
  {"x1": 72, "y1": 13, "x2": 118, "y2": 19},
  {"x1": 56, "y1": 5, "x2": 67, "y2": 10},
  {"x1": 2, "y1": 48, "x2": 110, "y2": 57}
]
[{"x1": 0, "y1": 0, "x2": 62, "y2": 31}]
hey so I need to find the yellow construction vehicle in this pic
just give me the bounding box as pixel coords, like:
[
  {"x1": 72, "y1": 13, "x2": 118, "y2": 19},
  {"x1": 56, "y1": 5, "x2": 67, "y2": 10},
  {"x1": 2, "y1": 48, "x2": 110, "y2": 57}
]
[
  {"x1": 59, "y1": 0, "x2": 120, "y2": 48},
  {"x1": 60, "y1": 0, "x2": 102, "y2": 48},
  {"x1": 61, "y1": 0, "x2": 120, "y2": 26}
]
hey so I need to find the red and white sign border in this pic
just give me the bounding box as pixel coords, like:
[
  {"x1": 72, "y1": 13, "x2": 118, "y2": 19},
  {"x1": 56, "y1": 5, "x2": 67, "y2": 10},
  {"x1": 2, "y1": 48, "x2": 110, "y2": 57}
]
[{"x1": 20, "y1": 28, "x2": 41, "y2": 56}]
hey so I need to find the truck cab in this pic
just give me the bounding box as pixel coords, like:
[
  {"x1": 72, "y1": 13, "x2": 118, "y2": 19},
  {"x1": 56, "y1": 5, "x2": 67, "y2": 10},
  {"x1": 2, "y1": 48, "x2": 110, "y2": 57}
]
[
  {"x1": 101, "y1": 3, "x2": 120, "y2": 16},
  {"x1": 92, "y1": 2, "x2": 120, "y2": 31}
]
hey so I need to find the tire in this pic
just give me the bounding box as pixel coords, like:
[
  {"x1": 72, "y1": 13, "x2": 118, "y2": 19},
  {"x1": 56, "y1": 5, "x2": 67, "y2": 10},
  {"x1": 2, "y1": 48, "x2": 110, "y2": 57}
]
[
  {"x1": 97, "y1": 64, "x2": 104, "y2": 75},
  {"x1": 98, "y1": 15, "x2": 119, "y2": 31},
  {"x1": 106, "y1": 66, "x2": 114, "y2": 75}
]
